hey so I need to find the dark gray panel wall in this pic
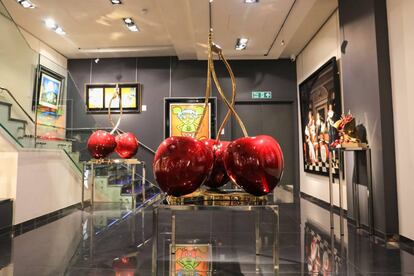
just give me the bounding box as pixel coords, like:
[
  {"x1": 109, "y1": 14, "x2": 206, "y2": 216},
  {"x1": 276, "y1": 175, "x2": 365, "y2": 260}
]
[
  {"x1": 67, "y1": 57, "x2": 297, "y2": 184},
  {"x1": 339, "y1": 0, "x2": 398, "y2": 237}
]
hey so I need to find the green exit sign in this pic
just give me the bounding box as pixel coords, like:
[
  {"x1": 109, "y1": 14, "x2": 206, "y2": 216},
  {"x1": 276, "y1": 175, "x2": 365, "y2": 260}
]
[{"x1": 252, "y1": 91, "x2": 272, "y2": 99}]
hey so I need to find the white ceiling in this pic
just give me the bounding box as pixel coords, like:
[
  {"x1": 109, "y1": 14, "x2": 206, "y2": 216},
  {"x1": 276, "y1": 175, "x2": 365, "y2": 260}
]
[{"x1": 1, "y1": 0, "x2": 337, "y2": 60}]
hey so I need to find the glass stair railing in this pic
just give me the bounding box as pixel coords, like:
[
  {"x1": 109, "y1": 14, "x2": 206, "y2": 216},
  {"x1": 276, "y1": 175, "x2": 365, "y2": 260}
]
[{"x1": 0, "y1": 86, "x2": 82, "y2": 173}]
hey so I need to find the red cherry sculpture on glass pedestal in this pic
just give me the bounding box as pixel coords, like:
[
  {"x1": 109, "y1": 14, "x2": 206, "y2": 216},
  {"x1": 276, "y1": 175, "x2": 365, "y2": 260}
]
[
  {"x1": 224, "y1": 135, "x2": 284, "y2": 196},
  {"x1": 202, "y1": 139, "x2": 230, "y2": 188},
  {"x1": 153, "y1": 136, "x2": 214, "y2": 197},
  {"x1": 87, "y1": 130, "x2": 117, "y2": 159},
  {"x1": 115, "y1": 132, "x2": 139, "y2": 159}
]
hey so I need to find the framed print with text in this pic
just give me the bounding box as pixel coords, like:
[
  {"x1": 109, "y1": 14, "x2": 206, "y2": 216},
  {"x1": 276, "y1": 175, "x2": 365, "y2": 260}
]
[
  {"x1": 85, "y1": 83, "x2": 142, "y2": 113},
  {"x1": 164, "y1": 97, "x2": 217, "y2": 140}
]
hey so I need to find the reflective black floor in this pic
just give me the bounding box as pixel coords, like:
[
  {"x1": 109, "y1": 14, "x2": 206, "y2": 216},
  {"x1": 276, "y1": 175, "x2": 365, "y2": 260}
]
[{"x1": 0, "y1": 189, "x2": 413, "y2": 275}]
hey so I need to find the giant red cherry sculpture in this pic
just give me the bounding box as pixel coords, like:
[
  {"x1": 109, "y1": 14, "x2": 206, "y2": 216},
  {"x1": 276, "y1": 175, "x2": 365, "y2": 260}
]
[
  {"x1": 153, "y1": 136, "x2": 214, "y2": 197},
  {"x1": 87, "y1": 130, "x2": 116, "y2": 159},
  {"x1": 224, "y1": 135, "x2": 284, "y2": 196},
  {"x1": 115, "y1": 132, "x2": 139, "y2": 159},
  {"x1": 202, "y1": 139, "x2": 230, "y2": 188}
]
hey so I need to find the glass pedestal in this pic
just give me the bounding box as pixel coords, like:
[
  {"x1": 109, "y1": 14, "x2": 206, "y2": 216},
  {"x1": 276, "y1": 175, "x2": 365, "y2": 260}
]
[{"x1": 151, "y1": 205, "x2": 279, "y2": 275}]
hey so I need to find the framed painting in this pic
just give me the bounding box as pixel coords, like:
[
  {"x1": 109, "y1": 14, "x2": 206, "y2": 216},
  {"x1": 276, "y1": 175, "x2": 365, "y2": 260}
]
[
  {"x1": 299, "y1": 57, "x2": 342, "y2": 177},
  {"x1": 164, "y1": 97, "x2": 217, "y2": 140},
  {"x1": 170, "y1": 244, "x2": 212, "y2": 276},
  {"x1": 85, "y1": 83, "x2": 142, "y2": 113},
  {"x1": 35, "y1": 66, "x2": 65, "y2": 110}
]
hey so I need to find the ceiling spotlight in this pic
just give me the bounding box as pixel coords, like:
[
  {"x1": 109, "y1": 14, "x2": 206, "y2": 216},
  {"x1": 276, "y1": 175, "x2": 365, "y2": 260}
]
[
  {"x1": 94, "y1": 58, "x2": 100, "y2": 64},
  {"x1": 281, "y1": 40, "x2": 285, "y2": 46},
  {"x1": 235, "y1": 38, "x2": 248, "y2": 51},
  {"x1": 110, "y1": 0, "x2": 122, "y2": 4},
  {"x1": 123, "y1": 18, "x2": 139, "y2": 32},
  {"x1": 55, "y1": 27, "x2": 66, "y2": 35},
  {"x1": 44, "y1": 18, "x2": 66, "y2": 35},
  {"x1": 44, "y1": 18, "x2": 57, "y2": 29},
  {"x1": 244, "y1": 0, "x2": 259, "y2": 3},
  {"x1": 16, "y1": 0, "x2": 35, "y2": 9}
]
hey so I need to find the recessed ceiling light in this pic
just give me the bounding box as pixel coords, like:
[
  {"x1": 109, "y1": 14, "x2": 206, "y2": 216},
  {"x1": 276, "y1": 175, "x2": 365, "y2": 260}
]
[
  {"x1": 123, "y1": 17, "x2": 133, "y2": 24},
  {"x1": 16, "y1": 0, "x2": 35, "y2": 9},
  {"x1": 44, "y1": 18, "x2": 57, "y2": 29},
  {"x1": 44, "y1": 18, "x2": 66, "y2": 35},
  {"x1": 244, "y1": 0, "x2": 259, "y2": 3},
  {"x1": 123, "y1": 18, "x2": 139, "y2": 32},
  {"x1": 55, "y1": 27, "x2": 66, "y2": 35},
  {"x1": 110, "y1": 0, "x2": 122, "y2": 5},
  {"x1": 235, "y1": 38, "x2": 248, "y2": 51}
]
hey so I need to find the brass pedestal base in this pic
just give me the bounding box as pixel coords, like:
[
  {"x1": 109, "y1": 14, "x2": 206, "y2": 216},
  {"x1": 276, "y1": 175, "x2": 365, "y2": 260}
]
[{"x1": 166, "y1": 188, "x2": 266, "y2": 206}]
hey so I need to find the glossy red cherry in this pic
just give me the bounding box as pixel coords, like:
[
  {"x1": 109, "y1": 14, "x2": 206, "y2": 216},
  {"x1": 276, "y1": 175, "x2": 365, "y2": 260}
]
[
  {"x1": 202, "y1": 139, "x2": 230, "y2": 188},
  {"x1": 115, "y1": 132, "x2": 139, "y2": 159},
  {"x1": 87, "y1": 130, "x2": 116, "y2": 159},
  {"x1": 224, "y1": 135, "x2": 284, "y2": 196},
  {"x1": 153, "y1": 136, "x2": 214, "y2": 196}
]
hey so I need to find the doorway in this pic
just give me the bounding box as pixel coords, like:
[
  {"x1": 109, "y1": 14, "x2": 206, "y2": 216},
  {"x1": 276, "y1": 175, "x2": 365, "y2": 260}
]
[{"x1": 231, "y1": 101, "x2": 298, "y2": 195}]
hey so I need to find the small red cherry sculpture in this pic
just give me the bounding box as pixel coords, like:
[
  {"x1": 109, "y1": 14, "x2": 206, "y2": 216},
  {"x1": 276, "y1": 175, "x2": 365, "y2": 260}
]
[
  {"x1": 153, "y1": 136, "x2": 214, "y2": 197},
  {"x1": 224, "y1": 135, "x2": 284, "y2": 196},
  {"x1": 202, "y1": 139, "x2": 230, "y2": 188},
  {"x1": 87, "y1": 130, "x2": 116, "y2": 159},
  {"x1": 115, "y1": 132, "x2": 139, "y2": 159}
]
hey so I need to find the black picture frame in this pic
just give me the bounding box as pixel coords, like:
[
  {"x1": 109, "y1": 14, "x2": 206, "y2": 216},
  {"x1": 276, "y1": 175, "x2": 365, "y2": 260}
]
[
  {"x1": 33, "y1": 65, "x2": 65, "y2": 111},
  {"x1": 164, "y1": 97, "x2": 217, "y2": 140},
  {"x1": 299, "y1": 57, "x2": 342, "y2": 177},
  {"x1": 85, "y1": 83, "x2": 142, "y2": 113}
]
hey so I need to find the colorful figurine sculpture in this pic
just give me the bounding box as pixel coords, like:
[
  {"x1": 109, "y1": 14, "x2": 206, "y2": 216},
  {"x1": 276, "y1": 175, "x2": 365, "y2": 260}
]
[
  {"x1": 202, "y1": 139, "x2": 230, "y2": 188},
  {"x1": 87, "y1": 130, "x2": 116, "y2": 159},
  {"x1": 224, "y1": 135, "x2": 284, "y2": 196},
  {"x1": 153, "y1": 136, "x2": 214, "y2": 196},
  {"x1": 115, "y1": 132, "x2": 139, "y2": 159}
]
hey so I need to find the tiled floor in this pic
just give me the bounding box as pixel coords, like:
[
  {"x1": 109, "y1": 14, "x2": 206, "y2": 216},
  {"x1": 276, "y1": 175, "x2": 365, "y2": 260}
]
[{"x1": 0, "y1": 190, "x2": 413, "y2": 275}]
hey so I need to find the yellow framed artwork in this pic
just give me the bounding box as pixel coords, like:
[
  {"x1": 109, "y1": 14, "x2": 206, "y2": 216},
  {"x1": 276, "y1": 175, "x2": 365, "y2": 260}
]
[
  {"x1": 164, "y1": 98, "x2": 217, "y2": 140},
  {"x1": 85, "y1": 83, "x2": 142, "y2": 113},
  {"x1": 170, "y1": 244, "x2": 212, "y2": 276}
]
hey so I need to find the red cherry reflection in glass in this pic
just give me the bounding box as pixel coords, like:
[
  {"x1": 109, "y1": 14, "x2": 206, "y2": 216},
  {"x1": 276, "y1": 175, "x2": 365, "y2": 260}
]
[
  {"x1": 202, "y1": 139, "x2": 230, "y2": 188},
  {"x1": 224, "y1": 135, "x2": 284, "y2": 196},
  {"x1": 153, "y1": 136, "x2": 214, "y2": 197},
  {"x1": 87, "y1": 130, "x2": 116, "y2": 159},
  {"x1": 115, "y1": 132, "x2": 139, "y2": 159}
]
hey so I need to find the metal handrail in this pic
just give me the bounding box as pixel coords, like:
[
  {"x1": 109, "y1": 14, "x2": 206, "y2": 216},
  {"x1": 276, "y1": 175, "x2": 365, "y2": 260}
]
[{"x1": 0, "y1": 86, "x2": 35, "y2": 123}]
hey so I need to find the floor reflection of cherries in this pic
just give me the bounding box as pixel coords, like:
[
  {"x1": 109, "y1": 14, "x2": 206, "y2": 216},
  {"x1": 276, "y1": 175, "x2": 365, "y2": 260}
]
[
  {"x1": 87, "y1": 130, "x2": 117, "y2": 159},
  {"x1": 153, "y1": 136, "x2": 214, "y2": 196},
  {"x1": 202, "y1": 139, "x2": 230, "y2": 189}
]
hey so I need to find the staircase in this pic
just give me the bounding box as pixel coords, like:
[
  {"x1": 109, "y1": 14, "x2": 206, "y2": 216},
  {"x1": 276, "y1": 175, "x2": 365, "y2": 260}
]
[{"x1": 0, "y1": 89, "x2": 82, "y2": 171}]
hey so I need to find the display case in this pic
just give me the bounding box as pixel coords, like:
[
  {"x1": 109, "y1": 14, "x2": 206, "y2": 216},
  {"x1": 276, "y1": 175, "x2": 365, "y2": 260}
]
[{"x1": 151, "y1": 205, "x2": 279, "y2": 275}]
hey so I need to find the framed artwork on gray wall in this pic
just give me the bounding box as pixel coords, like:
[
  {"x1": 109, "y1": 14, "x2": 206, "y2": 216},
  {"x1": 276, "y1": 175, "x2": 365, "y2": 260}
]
[
  {"x1": 34, "y1": 65, "x2": 65, "y2": 111},
  {"x1": 299, "y1": 57, "x2": 342, "y2": 177},
  {"x1": 164, "y1": 97, "x2": 217, "y2": 140},
  {"x1": 85, "y1": 83, "x2": 142, "y2": 113}
]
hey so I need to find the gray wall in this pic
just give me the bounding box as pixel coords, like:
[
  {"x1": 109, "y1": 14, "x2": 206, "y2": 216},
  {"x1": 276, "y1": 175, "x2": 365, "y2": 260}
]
[
  {"x1": 66, "y1": 57, "x2": 297, "y2": 184},
  {"x1": 339, "y1": 0, "x2": 398, "y2": 237}
]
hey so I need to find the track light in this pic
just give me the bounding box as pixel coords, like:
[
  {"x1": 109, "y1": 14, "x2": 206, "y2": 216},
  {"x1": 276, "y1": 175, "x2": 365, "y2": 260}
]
[
  {"x1": 16, "y1": 0, "x2": 35, "y2": 9},
  {"x1": 235, "y1": 38, "x2": 248, "y2": 51}
]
